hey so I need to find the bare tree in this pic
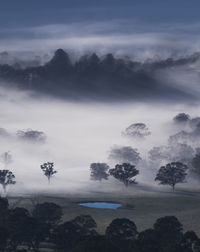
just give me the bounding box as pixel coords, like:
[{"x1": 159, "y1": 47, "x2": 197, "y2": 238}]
[
  {"x1": 0, "y1": 170, "x2": 16, "y2": 196},
  {"x1": 0, "y1": 151, "x2": 12, "y2": 169},
  {"x1": 41, "y1": 162, "x2": 57, "y2": 184}
]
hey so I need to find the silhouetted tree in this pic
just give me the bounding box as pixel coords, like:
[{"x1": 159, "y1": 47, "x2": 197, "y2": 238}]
[
  {"x1": 0, "y1": 197, "x2": 9, "y2": 227},
  {"x1": 90, "y1": 163, "x2": 109, "y2": 182},
  {"x1": 154, "y1": 216, "x2": 183, "y2": 252},
  {"x1": 108, "y1": 146, "x2": 141, "y2": 165},
  {"x1": 40, "y1": 162, "x2": 57, "y2": 184},
  {"x1": 109, "y1": 163, "x2": 139, "y2": 187},
  {"x1": 7, "y1": 207, "x2": 30, "y2": 251},
  {"x1": 7, "y1": 207, "x2": 47, "y2": 252},
  {"x1": 0, "y1": 227, "x2": 8, "y2": 252},
  {"x1": 53, "y1": 215, "x2": 97, "y2": 251},
  {"x1": 122, "y1": 123, "x2": 151, "y2": 139},
  {"x1": 0, "y1": 170, "x2": 16, "y2": 196},
  {"x1": 106, "y1": 218, "x2": 137, "y2": 250},
  {"x1": 72, "y1": 215, "x2": 97, "y2": 230},
  {"x1": 0, "y1": 151, "x2": 12, "y2": 169},
  {"x1": 181, "y1": 231, "x2": 200, "y2": 252},
  {"x1": 137, "y1": 229, "x2": 160, "y2": 252},
  {"x1": 32, "y1": 202, "x2": 62, "y2": 227},
  {"x1": 71, "y1": 236, "x2": 120, "y2": 252},
  {"x1": 155, "y1": 162, "x2": 188, "y2": 191}
]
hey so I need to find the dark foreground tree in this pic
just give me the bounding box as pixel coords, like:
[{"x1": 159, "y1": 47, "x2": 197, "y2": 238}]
[
  {"x1": 155, "y1": 162, "x2": 188, "y2": 191},
  {"x1": 0, "y1": 170, "x2": 16, "y2": 196},
  {"x1": 53, "y1": 215, "x2": 97, "y2": 251},
  {"x1": 40, "y1": 162, "x2": 57, "y2": 184},
  {"x1": 0, "y1": 197, "x2": 9, "y2": 227},
  {"x1": 154, "y1": 216, "x2": 183, "y2": 252},
  {"x1": 180, "y1": 231, "x2": 200, "y2": 252},
  {"x1": 109, "y1": 163, "x2": 139, "y2": 187},
  {"x1": 90, "y1": 163, "x2": 109, "y2": 182},
  {"x1": 106, "y1": 218, "x2": 138, "y2": 250},
  {"x1": 71, "y1": 236, "x2": 120, "y2": 252},
  {"x1": 0, "y1": 227, "x2": 8, "y2": 252},
  {"x1": 7, "y1": 207, "x2": 47, "y2": 252},
  {"x1": 137, "y1": 229, "x2": 160, "y2": 252},
  {"x1": 32, "y1": 202, "x2": 62, "y2": 227},
  {"x1": 7, "y1": 207, "x2": 31, "y2": 251}
]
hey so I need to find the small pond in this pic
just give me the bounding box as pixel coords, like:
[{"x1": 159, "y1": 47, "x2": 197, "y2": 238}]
[{"x1": 78, "y1": 202, "x2": 122, "y2": 209}]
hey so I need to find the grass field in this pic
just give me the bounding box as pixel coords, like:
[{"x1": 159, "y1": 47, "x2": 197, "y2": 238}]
[{"x1": 8, "y1": 184, "x2": 200, "y2": 236}]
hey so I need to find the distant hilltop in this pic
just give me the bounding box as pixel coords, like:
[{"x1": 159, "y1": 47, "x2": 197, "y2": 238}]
[{"x1": 0, "y1": 48, "x2": 199, "y2": 101}]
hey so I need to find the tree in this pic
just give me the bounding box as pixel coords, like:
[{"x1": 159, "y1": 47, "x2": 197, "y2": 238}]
[
  {"x1": 7, "y1": 207, "x2": 31, "y2": 251},
  {"x1": 155, "y1": 162, "x2": 188, "y2": 191},
  {"x1": 0, "y1": 152, "x2": 12, "y2": 169},
  {"x1": 137, "y1": 229, "x2": 160, "y2": 252},
  {"x1": 17, "y1": 129, "x2": 46, "y2": 143},
  {"x1": 122, "y1": 123, "x2": 151, "y2": 139},
  {"x1": 71, "y1": 235, "x2": 121, "y2": 252},
  {"x1": 7, "y1": 207, "x2": 46, "y2": 252},
  {"x1": 108, "y1": 146, "x2": 141, "y2": 165},
  {"x1": 32, "y1": 202, "x2": 62, "y2": 227},
  {"x1": 0, "y1": 197, "x2": 9, "y2": 227},
  {"x1": 181, "y1": 231, "x2": 200, "y2": 252},
  {"x1": 0, "y1": 170, "x2": 16, "y2": 196},
  {"x1": 105, "y1": 218, "x2": 137, "y2": 249},
  {"x1": 90, "y1": 163, "x2": 109, "y2": 182},
  {"x1": 72, "y1": 215, "x2": 97, "y2": 230},
  {"x1": 149, "y1": 144, "x2": 194, "y2": 166},
  {"x1": 40, "y1": 162, "x2": 57, "y2": 184},
  {"x1": 153, "y1": 216, "x2": 183, "y2": 252},
  {"x1": 109, "y1": 163, "x2": 139, "y2": 187},
  {"x1": 173, "y1": 113, "x2": 190, "y2": 124},
  {"x1": 53, "y1": 215, "x2": 97, "y2": 251},
  {"x1": 0, "y1": 227, "x2": 8, "y2": 252}
]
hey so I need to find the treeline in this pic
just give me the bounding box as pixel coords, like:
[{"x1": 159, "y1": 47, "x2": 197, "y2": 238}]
[
  {"x1": 0, "y1": 49, "x2": 198, "y2": 100},
  {"x1": 0, "y1": 198, "x2": 199, "y2": 252}
]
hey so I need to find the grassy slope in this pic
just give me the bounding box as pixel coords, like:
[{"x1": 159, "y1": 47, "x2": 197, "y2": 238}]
[{"x1": 8, "y1": 185, "x2": 200, "y2": 235}]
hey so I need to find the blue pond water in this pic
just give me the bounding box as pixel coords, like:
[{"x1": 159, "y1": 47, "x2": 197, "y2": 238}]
[{"x1": 79, "y1": 202, "x2": 121, "y2": 209}]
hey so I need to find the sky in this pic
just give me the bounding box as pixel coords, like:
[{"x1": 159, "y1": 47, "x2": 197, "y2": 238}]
[{"x1": 1, "y1": 0, "x2": 200, "y2": 56}]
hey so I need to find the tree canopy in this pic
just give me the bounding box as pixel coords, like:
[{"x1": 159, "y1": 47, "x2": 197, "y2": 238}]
[
  {"x1": 108, "y1": 146, "x2": 141, "y2": 165},
  {"x1": 90, "y1": 163, "x2": 109, "y2": 182},
  {"x1": 155, "y1": 162, "x2": 188, "y2": 190},
  {"x1": 0, "y1": 170, "x2": 16, "y2": 195},
  {"x1": 109, "y1": 163, "x2": 139, "y2": 187},
  {"x1": 40, "y1": 162, "x2": 57, "y2": 184}
]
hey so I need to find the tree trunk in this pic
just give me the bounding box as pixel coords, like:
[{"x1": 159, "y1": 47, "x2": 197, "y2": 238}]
[
  {"x1": 48, "y1": 176, "x2": 50, "y2": 185},
  {"x1": 172, "y1": 184, "x2": 175, "y2": 191}
]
